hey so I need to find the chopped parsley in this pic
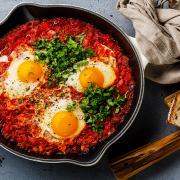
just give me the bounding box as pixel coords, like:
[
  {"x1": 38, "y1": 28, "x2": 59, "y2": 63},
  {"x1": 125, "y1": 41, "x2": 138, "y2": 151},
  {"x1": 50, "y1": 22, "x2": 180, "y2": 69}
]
[
  {"x1": 29, "y1": 97, "x2": 34, "y2": 102},
  {"x1": 66, "y1": 100, "x2": 77, "y2": 112},
  {"x1": 76, "y1": 33, "x2": 85, "y2": 44},
  {"x1": 80, "y1": 83, "x2": 126, "y2": 132},
  {"x1": 18, "y1": 99, "x2": 23, "y2": 104},
  {"x1": 25, "y1": 86, "x2": 30, "y2": 91},
  {"x1": 44, "y1": 103, "x2": 48, "y2": 109},
  {"x1": 33, "y1": 36, "x2": 96, "y2": 86},
  {"x1": 74, "y1": 60, "x2": 89, "y2": 70}
]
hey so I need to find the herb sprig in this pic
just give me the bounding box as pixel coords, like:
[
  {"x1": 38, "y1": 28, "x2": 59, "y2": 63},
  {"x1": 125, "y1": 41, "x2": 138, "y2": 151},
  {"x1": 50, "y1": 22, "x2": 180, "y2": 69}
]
[
  {"x1": 66, "y1": 100, "x2": 77, "y2": 112},
  {"x1": 33, "y1": 36, "x2": 96, "y2": 86},
  {"x1": 80, "y1": 83, "x2": 126, "y2": 132}
]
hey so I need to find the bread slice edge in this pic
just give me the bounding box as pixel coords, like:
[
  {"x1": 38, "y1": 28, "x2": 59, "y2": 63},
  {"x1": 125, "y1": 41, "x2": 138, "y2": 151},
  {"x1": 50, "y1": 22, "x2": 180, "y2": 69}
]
[
  {"x1": 164, "y1": 90, "x2": 180, "y2": 108},
  {"x1": 167, "y1": 93, "x2": 180, "y2": 128}
]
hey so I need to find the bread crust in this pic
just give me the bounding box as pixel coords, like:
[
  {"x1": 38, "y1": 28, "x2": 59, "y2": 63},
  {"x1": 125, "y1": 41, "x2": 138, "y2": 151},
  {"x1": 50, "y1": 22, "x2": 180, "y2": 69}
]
[
  {"x1": 167, "y1": 93, "x2": 180, "y2": 128},
  {"x1": 164, "y1": 90, "x2": 180, "y2": 108}
]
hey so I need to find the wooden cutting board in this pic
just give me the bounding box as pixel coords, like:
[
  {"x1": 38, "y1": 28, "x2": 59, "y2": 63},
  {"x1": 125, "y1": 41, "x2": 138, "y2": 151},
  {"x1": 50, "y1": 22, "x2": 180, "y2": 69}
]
[
  {"x1": 110, "y1": 130, "x2": 180, "y2": 179},
  {"x1": 110, "y1": 91, "x2": 180, "y2": 179}
]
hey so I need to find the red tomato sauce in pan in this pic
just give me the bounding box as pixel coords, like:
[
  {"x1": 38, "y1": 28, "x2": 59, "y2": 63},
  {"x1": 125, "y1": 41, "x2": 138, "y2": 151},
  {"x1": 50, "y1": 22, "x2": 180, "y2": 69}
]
[{"x1": 0, "y1": 18, "x2": 134, "y2": 155}]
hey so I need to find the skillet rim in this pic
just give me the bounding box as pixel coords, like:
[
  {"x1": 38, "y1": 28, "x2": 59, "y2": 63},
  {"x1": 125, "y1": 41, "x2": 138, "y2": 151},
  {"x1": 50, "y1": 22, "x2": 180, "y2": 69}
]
[{"x1": 0, "y1": 2, "x2": 144, "y2": 166}]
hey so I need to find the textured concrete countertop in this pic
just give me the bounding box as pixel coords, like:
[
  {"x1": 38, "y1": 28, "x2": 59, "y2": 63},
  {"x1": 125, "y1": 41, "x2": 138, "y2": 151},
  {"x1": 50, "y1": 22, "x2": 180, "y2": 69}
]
[{"x1": 0, "y1": 1, "x2": 180, "y2": 180}]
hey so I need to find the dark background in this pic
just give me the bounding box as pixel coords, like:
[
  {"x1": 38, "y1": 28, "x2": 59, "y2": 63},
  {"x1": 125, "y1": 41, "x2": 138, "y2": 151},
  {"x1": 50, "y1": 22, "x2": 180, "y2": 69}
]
[{"x1": 0, "y1": 0, "x2": 180, "y2": 179}]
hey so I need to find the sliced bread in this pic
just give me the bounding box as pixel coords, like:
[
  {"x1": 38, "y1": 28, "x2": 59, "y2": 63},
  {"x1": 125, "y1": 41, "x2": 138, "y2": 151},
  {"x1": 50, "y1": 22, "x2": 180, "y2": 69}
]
[
  {"x1": 167, "y1": 93, "x2": 180, "y2": 128},
  {"x1": 164, "y1": 90, "x2": 180, "y2": 108}
]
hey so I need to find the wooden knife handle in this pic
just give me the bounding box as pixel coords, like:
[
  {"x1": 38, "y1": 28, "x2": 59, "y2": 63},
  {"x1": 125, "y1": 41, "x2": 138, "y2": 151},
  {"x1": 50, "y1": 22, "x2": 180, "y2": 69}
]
[{"x1": 110, "y1": 130, "x2": 180, "y2": 180}]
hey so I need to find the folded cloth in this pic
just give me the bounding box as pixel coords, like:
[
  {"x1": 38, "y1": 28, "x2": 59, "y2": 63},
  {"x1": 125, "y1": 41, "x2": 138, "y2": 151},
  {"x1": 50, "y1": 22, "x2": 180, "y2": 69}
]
[{"x1": 117, "y1": 0, "x2": 180, "y2": 84}]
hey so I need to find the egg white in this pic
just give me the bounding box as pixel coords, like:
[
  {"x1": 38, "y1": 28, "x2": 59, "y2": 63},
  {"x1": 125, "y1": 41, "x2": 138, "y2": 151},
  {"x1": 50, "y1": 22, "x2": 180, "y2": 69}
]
[
  {"x1": 4, "y1": 51, "x2": 45, "y2": 99},
  {"x1": 0, "y1": 55, "x2": 8, "y2": 62},
  {"x1": 66, "y1": 59, "x2": 116, "y2": 92},
  {"x1": 37, "y1": 98, "x2": 86, "y2": 141}
]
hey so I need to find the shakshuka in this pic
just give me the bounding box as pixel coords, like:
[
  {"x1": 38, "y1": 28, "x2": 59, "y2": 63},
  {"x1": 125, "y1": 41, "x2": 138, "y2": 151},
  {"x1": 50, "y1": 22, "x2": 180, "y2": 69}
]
[{"x1": 0, "y1": 18, "x2": 134, "y2": 155}]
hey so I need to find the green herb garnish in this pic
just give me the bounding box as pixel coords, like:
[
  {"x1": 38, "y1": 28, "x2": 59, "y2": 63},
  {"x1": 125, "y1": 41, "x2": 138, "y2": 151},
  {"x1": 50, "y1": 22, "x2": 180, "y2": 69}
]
[
  {"x1": 66, "y1": 100, "x2": 77, "y2": 112},
  {"x1": 18, "y1": 99, "x2": 23, "y2": 104},
  {"x1": 33, "y1": 36, "x2": 96, "y2": 86},
  {"x1": 74, "y1": 60, "x2": 89, "y2": 70},
  {"x1": 44, "y1": 103, "x2": 48, "y2": 109},
  {"x1": 80, "y1": 83, "x2": 126, "y2": 132},
  {"x1": 29, "y1": 97, "x2": 34, "y2": 102},
  {"x1": 25, "y1": 86, "x2": 30, "y2": 91},
  {"x1": 76, "y1": 33, "x2": 85, "y2": 44}
]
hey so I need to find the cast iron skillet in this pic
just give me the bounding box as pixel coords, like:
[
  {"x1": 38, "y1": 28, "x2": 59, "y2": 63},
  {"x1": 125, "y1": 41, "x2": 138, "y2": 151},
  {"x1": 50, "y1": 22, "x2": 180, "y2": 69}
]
[{"x1": 0, "y1": 3, "x2": 144, "y2": 166}]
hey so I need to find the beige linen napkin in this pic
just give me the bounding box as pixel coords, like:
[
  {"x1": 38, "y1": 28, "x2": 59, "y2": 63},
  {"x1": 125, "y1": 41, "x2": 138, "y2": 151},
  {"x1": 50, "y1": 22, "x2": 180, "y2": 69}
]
[{"x1": 117, "y1": 0, "x2": 180, "y2": 84}]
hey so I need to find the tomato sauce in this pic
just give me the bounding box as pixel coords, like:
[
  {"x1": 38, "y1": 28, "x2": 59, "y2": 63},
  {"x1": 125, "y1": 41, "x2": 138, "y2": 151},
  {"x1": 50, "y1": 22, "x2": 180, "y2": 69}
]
[{"x1": 0, "y1": 18, "x2": 134, "y2": 155}]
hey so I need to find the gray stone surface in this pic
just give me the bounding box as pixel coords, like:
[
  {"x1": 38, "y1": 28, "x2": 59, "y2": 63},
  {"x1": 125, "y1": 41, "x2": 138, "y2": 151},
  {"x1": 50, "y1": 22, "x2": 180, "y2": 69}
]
[
  {"x1": 0, "y1": 148, "x2": 114, "y2": 180},
  {"x1": 0, "y1": 1, "x2": 180, "y2": 180}
]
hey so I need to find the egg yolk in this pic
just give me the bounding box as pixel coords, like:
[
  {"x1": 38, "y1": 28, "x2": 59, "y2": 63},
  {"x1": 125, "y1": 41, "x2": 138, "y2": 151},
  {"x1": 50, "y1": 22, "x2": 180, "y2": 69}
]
[
  {"x1": 51, "y1": 111, "x2": 78, "y2": 137},
  {"x1": 17, "y1": 60, "x2": 43, "y2": 82},
  {"x1": 79, "y1": 67, "x2": 104, "y2": 88}
]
